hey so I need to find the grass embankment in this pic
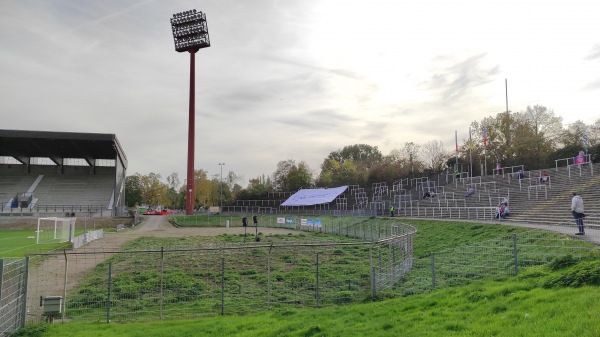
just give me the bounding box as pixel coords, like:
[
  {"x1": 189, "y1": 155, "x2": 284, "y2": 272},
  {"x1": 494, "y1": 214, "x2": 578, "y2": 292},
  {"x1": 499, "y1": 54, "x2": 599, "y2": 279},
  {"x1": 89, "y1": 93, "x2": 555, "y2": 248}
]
[
  {"x1": 14, "y1": 219, "x2": 600, "y2": 336},
  {"x1": 25, "y1": 259, "x2": 600, "y2": 336}
]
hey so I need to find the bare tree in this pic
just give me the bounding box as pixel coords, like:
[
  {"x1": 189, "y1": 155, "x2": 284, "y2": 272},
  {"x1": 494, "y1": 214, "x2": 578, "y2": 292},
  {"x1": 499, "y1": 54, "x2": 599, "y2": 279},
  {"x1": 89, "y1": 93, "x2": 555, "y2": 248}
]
[{"x1": 422, "y1": 140, "x2": 450, "y2": 173}]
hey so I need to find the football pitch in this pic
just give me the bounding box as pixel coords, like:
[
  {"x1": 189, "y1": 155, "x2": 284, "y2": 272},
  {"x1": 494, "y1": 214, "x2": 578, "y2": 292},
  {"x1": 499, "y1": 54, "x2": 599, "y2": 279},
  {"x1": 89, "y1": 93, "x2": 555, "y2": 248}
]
[{"x1": 0, "y1": 229, "x2": 70, "y2": 258}]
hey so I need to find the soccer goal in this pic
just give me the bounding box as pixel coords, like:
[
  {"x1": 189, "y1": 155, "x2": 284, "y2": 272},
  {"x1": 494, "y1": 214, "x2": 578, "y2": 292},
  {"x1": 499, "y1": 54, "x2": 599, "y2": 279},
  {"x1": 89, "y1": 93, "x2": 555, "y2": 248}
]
[{"x1": 36, "y1": 217, "x2": 76, "y2": 244}]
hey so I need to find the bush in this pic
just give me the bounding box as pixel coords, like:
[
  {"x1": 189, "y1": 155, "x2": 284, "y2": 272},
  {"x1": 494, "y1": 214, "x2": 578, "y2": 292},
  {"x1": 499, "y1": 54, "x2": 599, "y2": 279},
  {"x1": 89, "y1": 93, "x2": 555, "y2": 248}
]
[
  {"x1": 9, "y1": 323, "x2": 48, "y2": 337},
  {"x1": 547, "y1": 254, "x2": 578, "y2": 271},
  {"x1": 543, "y1": 261, "x2": 600, "y2": 288}
]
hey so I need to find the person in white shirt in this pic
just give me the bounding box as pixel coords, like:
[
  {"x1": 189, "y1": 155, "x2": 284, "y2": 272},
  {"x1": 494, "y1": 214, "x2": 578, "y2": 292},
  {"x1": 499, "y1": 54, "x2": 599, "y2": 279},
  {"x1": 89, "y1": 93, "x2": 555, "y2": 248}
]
[{"x1": 571, "y1": 192, "x2": 585, "y2": 235}]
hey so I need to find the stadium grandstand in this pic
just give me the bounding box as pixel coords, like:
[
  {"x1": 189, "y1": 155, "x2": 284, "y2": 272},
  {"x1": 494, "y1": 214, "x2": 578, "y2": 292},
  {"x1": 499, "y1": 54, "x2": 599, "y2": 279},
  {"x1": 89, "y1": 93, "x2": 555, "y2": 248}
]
[{"x1": 0, "y1": 129, "x2": 127, "y2": 217}]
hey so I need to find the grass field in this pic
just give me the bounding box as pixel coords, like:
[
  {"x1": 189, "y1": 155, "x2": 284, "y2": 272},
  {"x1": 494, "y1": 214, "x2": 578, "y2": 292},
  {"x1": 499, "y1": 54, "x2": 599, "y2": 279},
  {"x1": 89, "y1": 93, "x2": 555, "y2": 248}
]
[
  {"x1": 0, "y1": 227, "x2": 93, "y2": 258},
  {"x1": 0, "y1": 229, "x2": 71, "y2": 258}
]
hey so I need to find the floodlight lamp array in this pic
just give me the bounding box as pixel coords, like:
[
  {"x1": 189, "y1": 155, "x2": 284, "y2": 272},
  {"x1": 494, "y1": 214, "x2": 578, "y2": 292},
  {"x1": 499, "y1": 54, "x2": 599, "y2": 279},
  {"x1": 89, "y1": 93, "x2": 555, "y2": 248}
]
[{"x1": 171, "y1": 9, "x2": 210, "y2": 52}]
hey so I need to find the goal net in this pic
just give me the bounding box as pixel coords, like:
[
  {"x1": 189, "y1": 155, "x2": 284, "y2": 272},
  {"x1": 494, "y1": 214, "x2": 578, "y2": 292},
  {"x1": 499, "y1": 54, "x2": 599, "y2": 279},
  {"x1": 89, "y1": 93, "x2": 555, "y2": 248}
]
[{"x1": 36, "y1": 217, "x2": 76, "y2": 244}]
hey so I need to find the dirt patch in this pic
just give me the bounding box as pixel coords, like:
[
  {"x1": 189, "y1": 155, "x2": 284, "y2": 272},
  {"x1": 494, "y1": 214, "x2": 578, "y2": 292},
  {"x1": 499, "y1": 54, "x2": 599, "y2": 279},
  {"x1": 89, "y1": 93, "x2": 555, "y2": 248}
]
[
  {"x1": 25, "y1": 215, "x2": 300, "y2": 322},
  {"x1": 0, "y1": 216, "x2": 133, "y2": 230}
]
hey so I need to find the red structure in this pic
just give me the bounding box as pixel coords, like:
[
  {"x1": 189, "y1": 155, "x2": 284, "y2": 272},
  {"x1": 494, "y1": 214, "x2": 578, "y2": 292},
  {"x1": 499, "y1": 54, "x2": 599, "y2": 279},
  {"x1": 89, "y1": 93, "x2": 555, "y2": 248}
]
[{"x1": 170, "y1": 10, "x2": 211, "y2": 215}]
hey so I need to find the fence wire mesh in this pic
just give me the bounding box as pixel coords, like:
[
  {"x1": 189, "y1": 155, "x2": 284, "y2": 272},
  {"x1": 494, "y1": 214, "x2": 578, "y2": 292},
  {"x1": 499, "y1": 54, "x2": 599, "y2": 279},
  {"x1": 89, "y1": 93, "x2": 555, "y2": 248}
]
[
  {"x1": 1, "y1": 258, "x2": 28, "y2": 337},
  {"x1": 392, "y1": 229, "x2": 597, "y2": 296},
  {"x1": 24, "y1": 220, "x2": 415, "y2": 323},
  {"x1": 24, "y1": 245, "x2": 401, "y2": 322},
  {"x1": 19, "y1": 222, "x2": 599, "y2": 325}
]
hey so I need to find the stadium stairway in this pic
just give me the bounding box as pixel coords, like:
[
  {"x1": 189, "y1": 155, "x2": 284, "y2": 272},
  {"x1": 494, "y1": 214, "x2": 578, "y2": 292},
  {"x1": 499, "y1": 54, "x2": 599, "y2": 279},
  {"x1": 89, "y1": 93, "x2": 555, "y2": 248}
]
[{"x1": 391, "y1": 163, "x2": 600, "y2": 228}]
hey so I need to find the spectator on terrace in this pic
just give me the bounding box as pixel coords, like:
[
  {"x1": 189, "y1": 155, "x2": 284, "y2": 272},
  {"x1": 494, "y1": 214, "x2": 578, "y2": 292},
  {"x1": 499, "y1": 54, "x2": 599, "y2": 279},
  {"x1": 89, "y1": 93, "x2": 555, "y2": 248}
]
[
  {"x1": 495, "y1": 162, "x2": 502, "y2": 175},
  {"x1": 423, "y1": 191, "x2": 437, "y2": 199},
  {"x1": 571, "y1": 192, "x2": 585, "y2": 235},
  {"x1": 465, "y1": 187, "x2": 475, "y2": 197},
  {"x1": 517, "y1": 169, "x2": 525, "y2": 180},
  {"x1": 495, "y1": 198, "x2": 510, "y2": 219},
  {"x1": 496, "y1": 203, "x2": 506, "y2": 219},
  {"x1": 574, "y1": 150, "x2": 586, "y2": 165},
  {"x1": 541, "y1": 171, "x2": 550, "y2": 183}
]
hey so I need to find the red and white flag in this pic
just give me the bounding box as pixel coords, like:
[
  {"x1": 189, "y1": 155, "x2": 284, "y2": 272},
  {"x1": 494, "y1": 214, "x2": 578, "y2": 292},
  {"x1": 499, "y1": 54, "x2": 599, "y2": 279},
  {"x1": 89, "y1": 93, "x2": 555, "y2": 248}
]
[{"x1": 455, "y1": 130, "x2": 458, "y2": 153}]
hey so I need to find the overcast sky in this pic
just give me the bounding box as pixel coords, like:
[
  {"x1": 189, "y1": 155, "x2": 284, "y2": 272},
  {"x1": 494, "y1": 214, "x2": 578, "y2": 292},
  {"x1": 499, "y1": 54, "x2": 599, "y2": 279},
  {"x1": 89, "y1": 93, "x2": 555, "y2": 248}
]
[{"x1": 2, "y1": 0, "x2": 600, "y2": 187}]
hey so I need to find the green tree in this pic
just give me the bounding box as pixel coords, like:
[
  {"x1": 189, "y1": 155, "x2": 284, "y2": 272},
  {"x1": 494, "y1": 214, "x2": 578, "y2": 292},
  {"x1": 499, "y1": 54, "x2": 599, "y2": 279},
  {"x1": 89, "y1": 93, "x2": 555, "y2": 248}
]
[
  {"x1": 237, "y1": 175, "x2": 273, "y2": 200},
  {"x1": 316, "y1": 159, "x2": 359, "y2": 187},
  {"x1": 561, "y1": 120, "x2": 590, "y2": 150},
  {"x1": 139, "y1": 173, "x2": 167, "y2": 207},
  {"x1": 125, "y1": 175, "x2": 142, "y2": 207},
  {"x1": 327, "y1": 144, "x2": 384, "y2": 170},
  {"x1": 273, "y1": 159, "x2": 313, "y2": 191},
  {"x1": 513, "y1": 105, "x2": 563, "y2": 168}
]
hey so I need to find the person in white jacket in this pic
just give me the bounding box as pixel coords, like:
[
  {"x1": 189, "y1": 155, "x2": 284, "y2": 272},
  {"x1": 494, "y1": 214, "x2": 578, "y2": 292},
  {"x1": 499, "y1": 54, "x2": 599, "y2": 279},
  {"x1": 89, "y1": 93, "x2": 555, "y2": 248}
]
[{"x1": 571, "y1": 192, "x2": 585, "y2": 235}]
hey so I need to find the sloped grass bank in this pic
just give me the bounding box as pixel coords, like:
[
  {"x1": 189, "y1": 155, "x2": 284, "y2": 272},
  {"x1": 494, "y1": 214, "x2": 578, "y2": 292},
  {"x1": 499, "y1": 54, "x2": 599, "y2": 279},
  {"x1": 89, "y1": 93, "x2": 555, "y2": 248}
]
[{"x1": 25, "y1": 257, "x2": 600, "y2": 337}]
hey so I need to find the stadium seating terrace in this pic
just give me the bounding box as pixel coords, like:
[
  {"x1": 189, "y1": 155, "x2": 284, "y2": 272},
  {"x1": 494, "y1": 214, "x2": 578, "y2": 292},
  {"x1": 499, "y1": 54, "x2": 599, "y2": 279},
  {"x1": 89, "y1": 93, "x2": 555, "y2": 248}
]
[{"x1": 0, "y1": 129, "x2": 127, "y2": 217}]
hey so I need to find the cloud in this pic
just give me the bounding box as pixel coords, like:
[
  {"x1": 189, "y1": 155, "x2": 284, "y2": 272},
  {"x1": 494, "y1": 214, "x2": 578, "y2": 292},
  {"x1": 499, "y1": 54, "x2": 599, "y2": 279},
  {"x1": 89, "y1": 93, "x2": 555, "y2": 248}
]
[
  {"x1": 585, "y1": 43, "x2": 600, "y2": 61},
  {"x1": 425, "y1": 54, "x2": 501, "y2": 102},
  {"x1": 583, "y1": 79, "x2": 600, "y2": 90}
]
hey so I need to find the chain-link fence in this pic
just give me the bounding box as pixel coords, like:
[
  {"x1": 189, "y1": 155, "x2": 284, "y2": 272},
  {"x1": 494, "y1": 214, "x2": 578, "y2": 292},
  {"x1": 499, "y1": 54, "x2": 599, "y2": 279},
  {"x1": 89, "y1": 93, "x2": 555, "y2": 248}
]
[
  {"x1": 25, "y1": 220, "x2": 415, "y2": 324},
  {"x1": 1, "y1": 257, "x2": 28, "y2": 337},
  {"x1": 392, "y1": 229, "x2": 597, "y2": 296},
  {"x1": 19, "y1": 221, "x2": 599, "y2": 326}
]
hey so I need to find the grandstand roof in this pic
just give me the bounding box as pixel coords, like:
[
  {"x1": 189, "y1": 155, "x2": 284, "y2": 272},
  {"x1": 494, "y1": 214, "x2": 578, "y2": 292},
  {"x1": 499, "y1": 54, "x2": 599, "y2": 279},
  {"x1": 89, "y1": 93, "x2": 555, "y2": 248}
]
[{"x1": 0, "y1": 129, "x2": 127, "y2": 167}]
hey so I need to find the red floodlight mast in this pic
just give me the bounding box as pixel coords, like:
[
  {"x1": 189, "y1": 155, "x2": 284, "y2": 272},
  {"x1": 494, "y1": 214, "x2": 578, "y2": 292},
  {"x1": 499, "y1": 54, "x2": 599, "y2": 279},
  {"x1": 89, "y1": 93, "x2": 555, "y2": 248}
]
[{"x1": 170, "y1": 9, "x2": 211, "y2": 215}]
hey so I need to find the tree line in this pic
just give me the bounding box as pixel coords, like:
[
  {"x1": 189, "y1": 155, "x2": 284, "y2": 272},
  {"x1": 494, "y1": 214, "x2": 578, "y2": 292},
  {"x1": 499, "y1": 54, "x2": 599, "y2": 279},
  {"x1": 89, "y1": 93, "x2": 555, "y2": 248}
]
[{"x1": 126, "y1": 105, "x2": 600, "y2": 209}]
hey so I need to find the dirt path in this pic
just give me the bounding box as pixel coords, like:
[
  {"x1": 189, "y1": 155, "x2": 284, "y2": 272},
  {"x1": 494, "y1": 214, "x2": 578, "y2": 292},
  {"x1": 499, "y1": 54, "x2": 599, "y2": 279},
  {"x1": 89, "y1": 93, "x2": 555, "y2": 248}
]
[
  {"x1": 95, "y1": 215, "x2": 299, "y2": 248},
  {"x1": 26, "y1": 216, "x2": 299, "y2": 321}
]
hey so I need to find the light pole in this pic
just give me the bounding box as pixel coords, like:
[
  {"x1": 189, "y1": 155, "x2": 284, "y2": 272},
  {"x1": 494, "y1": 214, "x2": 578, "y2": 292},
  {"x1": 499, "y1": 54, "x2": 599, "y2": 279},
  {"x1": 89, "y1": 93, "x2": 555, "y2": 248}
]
[
  {"x1": 218, "y1": 163, "x2": 225, "y2": 212},
  {"x1": 183, "y1": 179, "x2": 188, "y2": 212},
  {"x1": 170, "y1": 9, "x2": 211, "y2": 215}
]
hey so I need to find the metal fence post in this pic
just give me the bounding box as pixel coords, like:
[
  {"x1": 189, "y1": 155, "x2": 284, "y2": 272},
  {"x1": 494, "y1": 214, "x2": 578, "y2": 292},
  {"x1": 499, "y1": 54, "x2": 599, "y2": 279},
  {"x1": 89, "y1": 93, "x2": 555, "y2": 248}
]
[
  {"x1": 512, "y1": 232, "x2": 519, "y2": 275},
  {"x1": 221, "y1": 256, "x2": 225, "y2": 316},
  {"x1": 62, "y1": 250, "x2": 68, "y2": 323},
  {"x1": 369, "y1": 247, "x2": 376, "y2": 298},
  {"x1": 316, "y1": 253, "x2": 320, "y2": 307},
  {"x1": 20, "y1": 257, "x2": 30, "y2": 329},
  {"x1": 0, "y1": 259, "x2": 3, "y2": 304},
  {"x1": 430, "y1": 253, "x2": 436, "y2": 290},
  {"x1": 160, "y1": 247, "x2": 164, "y2": 320},
  {"x1": 107, "y1": 262, "x2": 112, "y2": 323},
  {"x1": 267, "y1": 246, "x2": 272, "y2": 309}
]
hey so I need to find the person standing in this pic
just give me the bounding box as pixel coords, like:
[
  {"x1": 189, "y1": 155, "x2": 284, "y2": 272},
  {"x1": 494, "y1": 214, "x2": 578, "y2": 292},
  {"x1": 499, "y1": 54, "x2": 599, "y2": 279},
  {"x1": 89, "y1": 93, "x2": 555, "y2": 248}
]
[
  {"x1": 390, "y1": 205, "x2": 395, "y2": 217},
  {"x1": 571, "y1": 192, "x2": 585, "y2": 235}
]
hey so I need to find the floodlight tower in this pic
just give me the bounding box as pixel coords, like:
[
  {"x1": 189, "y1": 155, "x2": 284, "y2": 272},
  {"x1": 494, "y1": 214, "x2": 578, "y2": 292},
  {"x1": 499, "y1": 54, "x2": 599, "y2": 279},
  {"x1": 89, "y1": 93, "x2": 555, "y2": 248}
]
[
  {"x1": 219, "y1": 163, "x2": 225, "y2": 211},
  {"x1": 170, "y1": 9, "x2": 211, "y2": 215}
]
